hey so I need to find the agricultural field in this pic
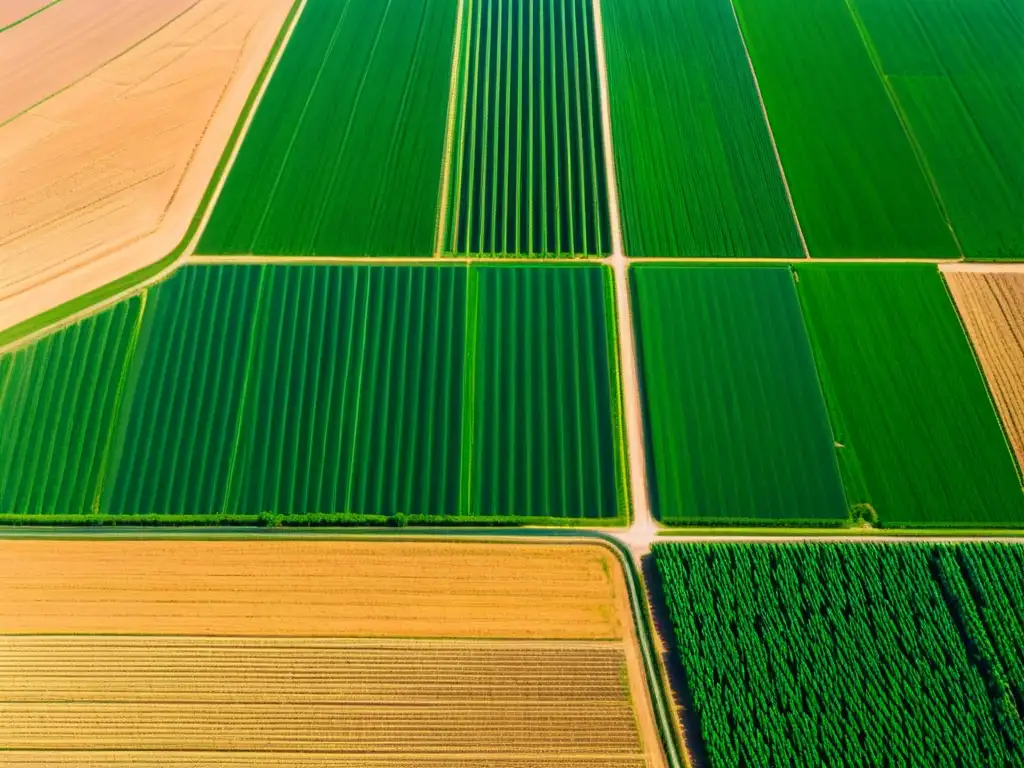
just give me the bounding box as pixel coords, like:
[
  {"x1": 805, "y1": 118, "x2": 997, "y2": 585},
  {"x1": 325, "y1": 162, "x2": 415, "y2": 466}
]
[
  {"x1": 0, "y1": 538, "x2": 666, "y2": 766},
  {"x1": 652, "y1": 542, "x2": 1024, "y2": 766},
  {"x1": 794, "y1": 264, "x2": 1024, "y2": 527},
  {"x1": 197, "y1": 0, "x2": 458, "y2": 257},
  {"x1": 731, "y1": 0, "x2": 959, "y2": 258},
  {"x1": 1, "y1": 264, "x2": 626, "y2": 522},
  {"x1": 601, "y1": 0, "x2": 801, "y2": 258},
  {"x1": 851, "y1": 0, "x2": 1024, "y2": 259},
  {"x1": 0, "y1": 297, "x2": 145, "y2": 515},
  {"x1": 631, "y1": 266, "x2": 846, "y2": 524},
  {"x1": 442, "y1": 0, "x2": 610, "y2": 257},
  {"x1": 944, "y1": 269, "x2": 1024, "y2": 468},
  {"x1": 0, "y1": 0, "x2": 297, "y2": 333}
]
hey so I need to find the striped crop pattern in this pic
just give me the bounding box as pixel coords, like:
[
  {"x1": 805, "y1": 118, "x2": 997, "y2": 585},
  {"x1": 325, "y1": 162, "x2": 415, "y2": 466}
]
[{"x1": 444, "y1": 0, "x2": 611, "y2": 257}]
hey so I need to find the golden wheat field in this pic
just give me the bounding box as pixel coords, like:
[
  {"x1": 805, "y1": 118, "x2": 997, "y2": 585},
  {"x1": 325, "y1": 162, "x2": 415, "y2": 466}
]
[
  {"x1": 944, "y1": 271, "x2": 1024, "y2": 468},
  {"x1": 0, "y1": 538, "x2": 665, "y2": 766}
]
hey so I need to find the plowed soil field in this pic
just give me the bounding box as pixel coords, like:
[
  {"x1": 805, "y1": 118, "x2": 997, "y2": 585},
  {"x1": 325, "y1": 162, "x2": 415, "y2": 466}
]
[{"x1": 0, "y1": 538, "x2": 665, "y2": 767}]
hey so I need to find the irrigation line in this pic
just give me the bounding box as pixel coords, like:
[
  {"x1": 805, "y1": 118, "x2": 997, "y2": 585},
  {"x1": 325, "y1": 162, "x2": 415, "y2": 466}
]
[{"x1": 725, "y1": 0, "x2": 810, "y2": 259}]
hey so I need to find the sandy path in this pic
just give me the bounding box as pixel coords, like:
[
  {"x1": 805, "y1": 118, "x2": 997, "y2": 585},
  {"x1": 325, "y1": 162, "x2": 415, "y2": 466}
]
[
  {"x1": 0, "y1": 0, "x2": 199, "y2": 123},
  {"x1": 0, "y1": 0, "x2": 295, "y2": 333}
]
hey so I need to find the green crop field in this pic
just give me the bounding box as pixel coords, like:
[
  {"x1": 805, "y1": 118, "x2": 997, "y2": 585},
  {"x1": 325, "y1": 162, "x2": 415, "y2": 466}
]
[
  {"x1": 632, "y1": 267, "x2": 846, "y2": 524},
  {"x1": 850, "y1": 0, "x2": 1024, "y2": 259},
  {"x1": 653, "y1": 542, "x2": 1024, "y2": 767},
  {"x1": 731, "y1": 0, "x2": 958, "y2": 258},
  {"x1": 795, "y1": 264, "x2": 1024, "y2": 527},
  {"x1": 1, "y1": 265, "x2": 624, "y2": 521},
  {"x1": 464, "y1": 265, "x2": 626, "y2": 518},
  {"x1": 0, "y1": 298, "x2": 144, "y2": 515},
  {"x1": 602, "y1": 0, "x2": 801, "y2": 258},
  {"x1": 197, "y1": 0, "x2": 458, "y2": 257},
  {"x1": 443, "y1": 0, "x2": 610, "y2": 257}
]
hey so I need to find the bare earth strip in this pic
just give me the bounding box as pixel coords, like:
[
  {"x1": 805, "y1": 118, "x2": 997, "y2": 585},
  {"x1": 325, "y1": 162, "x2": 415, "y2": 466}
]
[
  {"x1": 944, "y1": 272, "x2": 1024, "y2": 469},
  {"x1": 0, "y1": 0, "x2": 295, "y2": 332},
  {"x1": 0, "y1": 539, "x2": 665, "y2": 767}
]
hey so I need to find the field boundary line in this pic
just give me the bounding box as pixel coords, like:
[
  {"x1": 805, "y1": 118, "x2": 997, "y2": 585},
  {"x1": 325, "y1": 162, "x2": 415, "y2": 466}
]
[
  {"x1": 725, "y1": 0, "x2": 809, "y2": 259},
  {"x1": 433, "y1": 0, "x2": 468, "y2": 257},
  {"x1": 0, "y1": 0, "x2": 307, "y2": 354},
  {"x1": 839, "y1": 0, "x2": 964, "y2": 260}
]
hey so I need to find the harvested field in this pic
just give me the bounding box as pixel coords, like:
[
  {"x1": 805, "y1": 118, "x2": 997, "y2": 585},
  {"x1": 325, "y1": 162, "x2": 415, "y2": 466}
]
[
  {"x1": 0, "y1": 540, "x2": 626, "y2": 638},
  {"x1": 0, "y1": 0, "x2": 296, "y2": 332},
  {"x1": 0, "y1": 0, "x2": 57, "y2": 32},
  {"x1": 944, "y1": 272, "x2": 1024, "y2": 467},
  {"x1": 0, "y1": 538, "x2": 664, "y2": 767}
]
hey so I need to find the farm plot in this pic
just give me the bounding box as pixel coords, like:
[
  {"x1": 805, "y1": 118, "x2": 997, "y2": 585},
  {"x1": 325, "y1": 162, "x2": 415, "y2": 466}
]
[
  {"x1": 944, "y1": 271, "x2": 1024, "y2": 468},
  {"x1": 0, "y1": 296, "x2": 144, "y2": 515},
  {"x1": 632, "y1": 267, "x2": 846, "y2": 524},
  {"x1": 197, "y1": 0, "x2": 458, "y2": 257},
  {"x1": 730, "y1": 0, "x2": 958, "y2": 258},
  {"x1": 0, "y1": 539, "x2": 665, "y2": 766},
  {"x1": 601, "y1": 0, "x2": 801, "y2": 258},
  {"x1": 464, "y1": 266, "x2": 626, "y2": 518},
  {"x1": 850, "y1": 0, "x2": 1024, "y2": 259},
  {"x1": 0, "y1": 0, "x2": 296, "y2": 333},
  {"x1": 795, "y1": 265, "x2": 1024, "y2": 527},
  {"x1": 443, "y1": 0, "x2": 610, "y2": 257},
  {"x1": 108, "y1": 265, "x2": 468, "y2": 517},
  {"x1": 3, "y1": 264, "x2": 625, "y2": 521},
  {"x1": 652, "y1": 542, "x2": 1024, "y2": 767}
]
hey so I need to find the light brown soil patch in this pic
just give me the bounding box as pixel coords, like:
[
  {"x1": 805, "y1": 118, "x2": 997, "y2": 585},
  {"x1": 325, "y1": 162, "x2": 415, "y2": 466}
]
[
  {"x1": 945, "y1": 272, "x2": 1024, "y2": 469},
  {"x1": 0, "y1": 0, "x2": 294, "y2": 332},
  {"x1": 0, "y1": 538, "x2": 665, "y2": 766},
  {"x1": 0, "y1": 0, "x2": 199, "y2": 122},
  {"x1": 0, "y1": 0, "x2": 53, "y2": 31}
]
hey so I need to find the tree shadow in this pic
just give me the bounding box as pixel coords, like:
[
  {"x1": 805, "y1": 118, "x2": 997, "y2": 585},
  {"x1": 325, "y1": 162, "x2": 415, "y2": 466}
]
[{"x1": 641, "y1": 552, "x2": 710, "y2": 768}]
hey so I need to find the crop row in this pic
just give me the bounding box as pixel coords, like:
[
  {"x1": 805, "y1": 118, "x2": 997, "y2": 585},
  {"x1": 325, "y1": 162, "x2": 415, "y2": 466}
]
[
  {"x1": 443, "y1": 0, "x2": 610, "y2": 257},
  {"x1": 0, "y1": 265, "x2": 626, "y2": 520},
  {"x1": 197, "y1": 0, "x2": 458, "y2": 256},
  {"x1": 653, "y1": 542, "x2": 1024, "y2": 767}
]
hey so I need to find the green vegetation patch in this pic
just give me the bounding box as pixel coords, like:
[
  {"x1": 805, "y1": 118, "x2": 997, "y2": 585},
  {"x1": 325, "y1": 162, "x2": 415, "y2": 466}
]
[
  {"x1": 653, "y1": 542, "x2": 1024, "y2": 767},
  {"x1": 602, "y1": 0, "x2": 801, "y2": 257},
  {"x1": 464, "y1": 265, "x2": 627, "y2": 518},
  {"x1": 1, "y1": 297, "x2": 144, "y2": 514},
  {"x1": 732, "y1": 0, "x2": 958, "y2": 258},
  {"x1": 795, "y1": 264, "x2": 1024, "y2": 527},
  {"x1": 632, "y1": 266, "x2": 846, "y2": 524},
  {"x1": 2, "y1": 264, "x2": 625, "y2": 521},
  {"x1": 851, "y1": 0, "x2": 1024, "y2": 259},
  {"x1": 197, "y1": 0, "x2": 458, "y2": 256},
  {"x1": 444, "y1": 0, "x2": 610, "y2": 257}
]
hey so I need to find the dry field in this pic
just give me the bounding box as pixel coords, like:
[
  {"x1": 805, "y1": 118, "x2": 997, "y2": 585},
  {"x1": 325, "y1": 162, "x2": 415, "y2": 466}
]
[
  {"x1": 944, "y1": 271, "x2": 1024, "y2": 468},
  {"x1": 0, "y1": 0, "x2": 295, "y2": 332},
  {"x1": 0, "y1": 538, "x2": 665, "y2": 767}
]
